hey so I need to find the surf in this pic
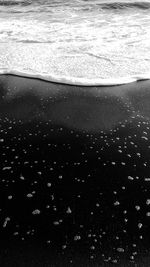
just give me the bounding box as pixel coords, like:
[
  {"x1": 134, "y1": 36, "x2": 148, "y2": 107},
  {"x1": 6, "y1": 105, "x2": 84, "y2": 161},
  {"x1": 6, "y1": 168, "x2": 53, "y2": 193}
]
[{"x1": 0, "y1": 69, "x2": 150, "y2": 86}]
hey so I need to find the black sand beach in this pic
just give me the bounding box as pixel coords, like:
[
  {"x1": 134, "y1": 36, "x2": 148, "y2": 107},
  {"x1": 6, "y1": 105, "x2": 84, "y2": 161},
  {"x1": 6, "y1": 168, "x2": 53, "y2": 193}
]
[{"x1": 1, "y1": 75, "x2": 150, "y2": 266}]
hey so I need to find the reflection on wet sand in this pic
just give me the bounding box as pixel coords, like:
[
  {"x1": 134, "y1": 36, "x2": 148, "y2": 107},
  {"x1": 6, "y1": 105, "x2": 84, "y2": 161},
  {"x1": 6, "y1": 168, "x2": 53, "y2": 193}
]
[{"x1": 0, "y1": 74, "x2": 134, "y2": 132}]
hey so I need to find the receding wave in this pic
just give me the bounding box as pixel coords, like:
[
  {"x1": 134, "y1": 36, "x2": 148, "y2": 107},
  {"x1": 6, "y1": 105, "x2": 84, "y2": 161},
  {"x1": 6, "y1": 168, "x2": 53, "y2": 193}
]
[
  {"x1": 1, "y1": 0, "x2": 150, "y2": 10},
  {"x1": 0, "y1": 69, "x2": 150, "y2": 86},
  {"x1": 0, "y1": 0, "x2": 32, "y2": 6},
  {"x1": 97, "y1": 2, "x2": 150, "y2": 10}
]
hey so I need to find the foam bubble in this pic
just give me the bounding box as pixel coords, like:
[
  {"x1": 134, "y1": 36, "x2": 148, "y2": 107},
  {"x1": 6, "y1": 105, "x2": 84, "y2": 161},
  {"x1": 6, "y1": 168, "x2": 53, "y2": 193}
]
[{"x1": 0, "y1": 69, "x2": 150, "y2": 86}]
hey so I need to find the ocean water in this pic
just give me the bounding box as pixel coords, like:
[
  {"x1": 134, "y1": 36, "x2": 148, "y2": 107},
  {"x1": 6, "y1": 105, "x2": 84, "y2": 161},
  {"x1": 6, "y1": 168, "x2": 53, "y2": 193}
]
[{"x1": 0, "y1": 0, "x2": 150, "y2": 85}]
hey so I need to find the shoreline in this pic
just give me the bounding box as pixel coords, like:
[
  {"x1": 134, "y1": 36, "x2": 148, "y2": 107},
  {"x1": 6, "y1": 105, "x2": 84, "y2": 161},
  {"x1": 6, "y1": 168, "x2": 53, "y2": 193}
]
[{"x1": 1, "y1": 70, "x2": 150, "y2": 86}]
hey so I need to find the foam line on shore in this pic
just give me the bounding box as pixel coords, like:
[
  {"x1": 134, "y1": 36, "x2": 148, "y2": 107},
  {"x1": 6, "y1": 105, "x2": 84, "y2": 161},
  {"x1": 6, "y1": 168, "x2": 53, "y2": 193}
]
[{"x1": 0, "y1": 69, "x2": 150, "y2": 86}]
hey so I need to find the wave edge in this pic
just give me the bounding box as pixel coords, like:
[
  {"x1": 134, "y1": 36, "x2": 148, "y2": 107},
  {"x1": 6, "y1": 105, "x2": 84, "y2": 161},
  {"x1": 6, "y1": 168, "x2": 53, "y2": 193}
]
[{"x1": 0, "y1": 69, "x2": 150, "y2": 86}]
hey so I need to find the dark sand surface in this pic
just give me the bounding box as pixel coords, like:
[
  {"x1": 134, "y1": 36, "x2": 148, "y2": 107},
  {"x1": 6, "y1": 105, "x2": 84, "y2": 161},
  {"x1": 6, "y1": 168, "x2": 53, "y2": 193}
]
[{"x1": 1, "y1": 75, "x2": 150, "y2": 266}]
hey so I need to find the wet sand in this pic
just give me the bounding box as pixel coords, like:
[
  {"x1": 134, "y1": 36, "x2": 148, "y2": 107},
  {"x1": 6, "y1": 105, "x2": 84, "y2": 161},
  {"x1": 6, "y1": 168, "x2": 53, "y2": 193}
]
[{"x1": 1, "y1": 75, "x2": 150, "y2": 266}]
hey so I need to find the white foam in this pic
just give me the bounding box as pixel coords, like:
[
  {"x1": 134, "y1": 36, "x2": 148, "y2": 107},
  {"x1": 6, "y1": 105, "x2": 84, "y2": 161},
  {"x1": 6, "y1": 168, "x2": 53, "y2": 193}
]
[
  {"x1": 1, "y1": 0, "x2": 150, "y2": 86},
  {"x1": 0, "y1": 69, "x2": 150, "y2": 86}
]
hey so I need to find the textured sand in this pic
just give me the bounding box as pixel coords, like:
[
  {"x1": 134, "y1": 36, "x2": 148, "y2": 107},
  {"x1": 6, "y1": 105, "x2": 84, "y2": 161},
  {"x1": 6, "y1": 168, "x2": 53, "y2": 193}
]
[{"x1": 1, "y1": 76, "x2": 150, "y2": 266}]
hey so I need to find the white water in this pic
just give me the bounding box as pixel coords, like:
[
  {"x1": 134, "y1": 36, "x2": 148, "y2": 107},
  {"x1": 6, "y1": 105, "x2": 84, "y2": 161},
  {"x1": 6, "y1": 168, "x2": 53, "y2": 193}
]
[{"x1": 0, "y1": 0, "x2": 150, "y2": 85}]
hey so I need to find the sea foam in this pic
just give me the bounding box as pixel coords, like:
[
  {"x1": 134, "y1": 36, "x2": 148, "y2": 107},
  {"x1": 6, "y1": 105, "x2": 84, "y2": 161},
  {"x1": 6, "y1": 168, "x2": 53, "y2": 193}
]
[
  {"x1": 1, "y1": 69, "x2": 150, "y2": 86},
  {"x1": 0, "y1": 0, "x2": 150, "y2": 86}
]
